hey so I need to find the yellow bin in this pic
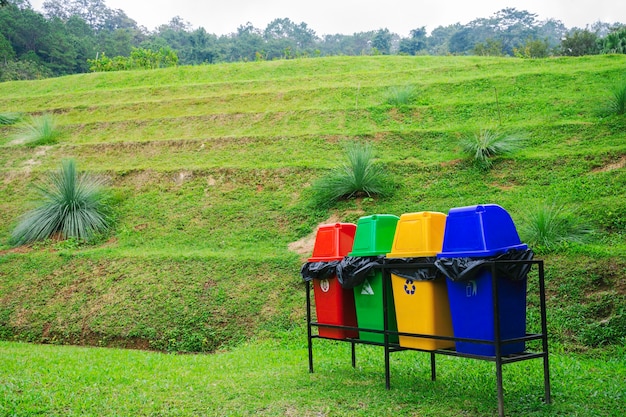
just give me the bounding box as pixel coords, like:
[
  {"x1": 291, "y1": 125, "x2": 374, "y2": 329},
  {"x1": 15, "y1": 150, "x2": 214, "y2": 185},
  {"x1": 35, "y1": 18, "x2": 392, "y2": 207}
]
[{"x1": 387, "y1": 212, "x2": 454, "y2": 350}]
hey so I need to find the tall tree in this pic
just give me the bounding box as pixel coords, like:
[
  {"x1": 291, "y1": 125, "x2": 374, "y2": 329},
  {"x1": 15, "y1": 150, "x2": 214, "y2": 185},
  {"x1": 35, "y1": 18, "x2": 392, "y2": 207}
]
[
  {"x1": 188, "y1": 27, "x2": 218, "y2": 63},
  {"x1": 264, "y1": 18, "x2": 295, "y2": 59},
  {"x1": 399, "y1": 27, "x2": 427, "y2": 55},
  {"x1": 535, "y1": 18, "x2": 567, "y2": 50},
  {"x1": 66, "y1": 14, "x2": 97, "y2": 70},
  {"x1": 0, "y1": 3, "x2": 48, "y2": 57},
  {"x1": 263, "y1": 18, "x2": 317, "y2": 58},
  {"x1": 43, "y1": 0, "x2": 109, "y2": 29},
  {"x1": 100, "y1": 7, "x2": 141, "y2": 32},
  {"x1": 601, "y1": 27, "x2": 626, "y2": 54},
  {"x1": 481, "y1": 8, "x2": 540, "y2": 54},
  {"x1": 372, "y1": 28, "x2": 392, "y2": 54},
  {"x1": 448, "y1": 26, "x2": 479, "y2": 54},
  {"x1": 560, "y1": 29, "x2": 600, "y2": 56},
  {"x1": 427, "y1": 23, "x2": 462, "y2": 54},
  {"x1": 0, "y1": 32, "x2": 15, "y2": 63},
  {"x1": 41, "y1": 16, "x2": 78, "y2": 74},
  {"x1": 224, "y1": 22, "x2": 263, "y2": 61}
]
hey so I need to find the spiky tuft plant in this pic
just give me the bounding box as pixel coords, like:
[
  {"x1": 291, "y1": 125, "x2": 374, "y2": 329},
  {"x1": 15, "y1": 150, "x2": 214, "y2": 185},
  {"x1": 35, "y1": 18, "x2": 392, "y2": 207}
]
[
  {"x1": 607, "y1": 79, "x2": 626, "y2": 115},
  {"x1": 310, "y1": 141, "x2": 394, "y2": 207},
  {"x1": 384, "y1": 85, "x2": 416, "y2": 107},
  {"x1": 519, "y1": 203, "x2": 593, "y2": 253},
  {"x1": 0, "y1": 112, "x2": 22, "y2": 125},
  {"x1": 460, "y1": 129, "x2": 526, "y2": 169},
  {"x1": 11, "y1": 159, "x2": 112, "y2": 246},
  {"x1": 12, "y1": 114, "x2": 59, "y2": 146}
]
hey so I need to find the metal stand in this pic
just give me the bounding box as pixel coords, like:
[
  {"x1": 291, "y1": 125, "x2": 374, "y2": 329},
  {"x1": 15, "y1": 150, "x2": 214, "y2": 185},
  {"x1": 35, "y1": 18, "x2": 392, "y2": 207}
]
[{"x1": 306, "y1": 259, "x2": 551, "y2": 417}]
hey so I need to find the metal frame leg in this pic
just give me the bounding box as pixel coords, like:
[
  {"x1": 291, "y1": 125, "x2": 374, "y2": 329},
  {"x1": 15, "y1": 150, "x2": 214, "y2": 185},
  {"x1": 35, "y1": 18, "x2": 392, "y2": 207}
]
[
  {"x1": 496, "y1": 359, "x2": 505, "y2": 417},
  {"x1": 430, "y1": 352, "x2": 436, "y2": 381},
  {"x1": 538, "y1": 261, "x2": 552, "y2": 404},
  {"x1": 306, "y1": 282, "x2": 314, "y2": 373},
  {"x1": 491, "y1": 263, "x2": 505, "y2": 417},
  {"x1": 383, "y1": 267, "x2": 391, "y2": 390}
]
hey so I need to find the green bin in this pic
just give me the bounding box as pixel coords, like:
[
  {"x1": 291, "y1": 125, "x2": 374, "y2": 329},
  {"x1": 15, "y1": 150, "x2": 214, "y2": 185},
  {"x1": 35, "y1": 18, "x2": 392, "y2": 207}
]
[{"x1": 350, "y1": 214, "x2": 400, "y2": 343}]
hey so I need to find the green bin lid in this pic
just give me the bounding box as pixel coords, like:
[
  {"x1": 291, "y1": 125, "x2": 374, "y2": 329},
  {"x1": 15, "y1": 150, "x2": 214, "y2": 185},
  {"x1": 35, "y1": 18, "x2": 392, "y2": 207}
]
[{"x1": 349, "y1": 214, "x2": 399, "y2": 257}]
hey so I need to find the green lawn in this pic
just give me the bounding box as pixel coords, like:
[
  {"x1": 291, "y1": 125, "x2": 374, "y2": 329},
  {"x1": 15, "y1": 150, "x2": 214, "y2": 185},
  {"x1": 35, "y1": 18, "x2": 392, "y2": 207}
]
[{"x1": 1, "y1": 338, "x2": 624, "y2": 416}]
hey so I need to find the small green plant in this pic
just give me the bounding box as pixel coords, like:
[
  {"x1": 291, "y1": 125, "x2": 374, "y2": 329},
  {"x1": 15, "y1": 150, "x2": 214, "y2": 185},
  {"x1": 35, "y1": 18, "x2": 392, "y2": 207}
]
[
  {"x1": 460, "y1": 129, "x2": 526, "y2": 169},
  {"x1": 519, "y1": 204, "x2": 593, "y2": 253},
  {"x1": 384, "y1": 85, "x2": 416, "y2": 107},
  {"x1": 10, "y1": 159, "x2": 112, "y2": 246},
  {"x1": 12, "y1": 114, "x2": 60, "y2": 146},
  {"x1": 310, "y1": 141, "x2": 394, "y2": 207},
  {"x1": 607, "y1": 79, "x2": 626, "y2": 115},
  {"x1": 0, "y1": 112, "x2": 22, "y2": 125}
]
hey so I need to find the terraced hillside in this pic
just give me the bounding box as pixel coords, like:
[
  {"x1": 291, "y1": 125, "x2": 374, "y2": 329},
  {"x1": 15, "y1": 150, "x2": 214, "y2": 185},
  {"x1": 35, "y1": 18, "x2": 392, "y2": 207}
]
[{"x1": 0, "y1": 55, "x2": 624, "y2": 352}]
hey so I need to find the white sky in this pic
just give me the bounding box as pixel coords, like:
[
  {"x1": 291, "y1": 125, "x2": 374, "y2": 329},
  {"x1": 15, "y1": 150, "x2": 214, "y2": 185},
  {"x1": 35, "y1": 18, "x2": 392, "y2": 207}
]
[{"x1": 29, "y1": 0, "x2": 626, "y2": 36}]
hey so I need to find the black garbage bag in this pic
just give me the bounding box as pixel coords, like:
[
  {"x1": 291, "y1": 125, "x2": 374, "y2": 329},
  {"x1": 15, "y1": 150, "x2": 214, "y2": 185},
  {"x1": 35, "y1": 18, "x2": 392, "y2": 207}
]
[
  {"x1": 300, "y1": 260, "x2": 340, "y2": 282},
  {"x1": 387, "y1": 257, "x2": 441, "y2": 281},
  {"x1": 434, "y1": 248, "x2": 534, "y2": 282},
  {"x1": 336, "y1": 255, "x2": 385, "y2": 289}
]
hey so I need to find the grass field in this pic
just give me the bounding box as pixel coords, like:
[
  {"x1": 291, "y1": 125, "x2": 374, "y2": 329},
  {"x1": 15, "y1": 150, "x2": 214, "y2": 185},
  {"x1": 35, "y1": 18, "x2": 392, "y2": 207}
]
[
  {"x1": 1, "y1": 337, "x2": 625, "y2": 416},
  {"x1": 0, "y1": 55, "x2": 625, "y2": 415}
]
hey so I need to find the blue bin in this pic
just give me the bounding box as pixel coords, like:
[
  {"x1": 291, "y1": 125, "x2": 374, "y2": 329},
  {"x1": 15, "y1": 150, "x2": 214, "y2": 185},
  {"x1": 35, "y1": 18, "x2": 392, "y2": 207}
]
[{"x1": 437, "y1": 204, "x2": 528, "y2": 356}]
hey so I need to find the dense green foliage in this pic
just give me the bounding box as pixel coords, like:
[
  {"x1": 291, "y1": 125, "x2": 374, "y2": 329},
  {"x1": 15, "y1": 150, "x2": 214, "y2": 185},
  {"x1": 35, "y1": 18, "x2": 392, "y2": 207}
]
[
  {"x1": 0, "y1": 1, "x2": 625, "y2": 80},
  {"x1": 87, "y1": 47, "x2": 179, "y2": 72},
  {"x1": 0, "y1": 55, "x2": 624, "y2": 355},
  {"x1": 10, "y1": 159, "x2": 111, "y2": 246}
]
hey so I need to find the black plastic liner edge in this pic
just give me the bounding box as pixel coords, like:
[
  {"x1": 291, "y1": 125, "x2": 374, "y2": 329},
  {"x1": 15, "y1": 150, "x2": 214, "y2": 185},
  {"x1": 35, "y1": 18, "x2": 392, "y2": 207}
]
[
  {"x1": 434, "y1": 248, "x2": 535, "y2": 282},
  {"x1": 300, "y1": 260, "x2": 341, "y2": 282}
]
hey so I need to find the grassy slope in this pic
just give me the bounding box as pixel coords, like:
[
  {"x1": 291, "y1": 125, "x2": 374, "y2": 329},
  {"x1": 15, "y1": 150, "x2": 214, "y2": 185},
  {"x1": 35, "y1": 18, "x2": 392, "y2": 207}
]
[{"x1": 0, "y1": 55, "x2": 625, "y2": 354}]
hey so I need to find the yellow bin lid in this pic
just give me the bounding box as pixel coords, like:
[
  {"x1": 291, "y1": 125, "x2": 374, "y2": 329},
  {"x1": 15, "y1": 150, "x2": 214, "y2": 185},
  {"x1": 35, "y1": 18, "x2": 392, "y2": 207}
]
[{"x1": 387, "y1": 211, "x2": 446, "y2": 258}]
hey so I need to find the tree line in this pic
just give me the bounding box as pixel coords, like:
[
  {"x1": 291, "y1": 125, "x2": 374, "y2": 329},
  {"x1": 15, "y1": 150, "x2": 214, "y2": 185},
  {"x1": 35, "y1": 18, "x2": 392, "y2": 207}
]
[{"x1": 1, "y1": 0, "x2": 625, "y2": 81}]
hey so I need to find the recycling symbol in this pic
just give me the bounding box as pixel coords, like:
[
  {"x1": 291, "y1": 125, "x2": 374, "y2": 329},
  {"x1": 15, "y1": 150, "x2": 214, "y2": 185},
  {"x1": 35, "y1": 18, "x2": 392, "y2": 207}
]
[{"x1": 404, "y1": 279, "x2": 416, "y2": 295}]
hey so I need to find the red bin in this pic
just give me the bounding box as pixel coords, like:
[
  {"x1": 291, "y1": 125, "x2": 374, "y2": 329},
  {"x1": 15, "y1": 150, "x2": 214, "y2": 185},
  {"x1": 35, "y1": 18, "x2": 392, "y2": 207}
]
[{"x1": 309, "y1": 223, "x2": 359, "y2": 339}]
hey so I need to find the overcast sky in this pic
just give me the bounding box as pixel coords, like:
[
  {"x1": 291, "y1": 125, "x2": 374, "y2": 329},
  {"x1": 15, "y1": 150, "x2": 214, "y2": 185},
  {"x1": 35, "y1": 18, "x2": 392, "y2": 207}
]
[{"x1": 29, "y1": 0, "x2": 626, "y2": 36}]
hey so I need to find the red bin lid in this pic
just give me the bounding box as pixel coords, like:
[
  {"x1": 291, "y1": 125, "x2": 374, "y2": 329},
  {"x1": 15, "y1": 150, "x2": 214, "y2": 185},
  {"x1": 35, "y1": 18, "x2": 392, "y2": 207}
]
[{"x1": 308, "y1": 223, "x2": 357, "y2": 262}]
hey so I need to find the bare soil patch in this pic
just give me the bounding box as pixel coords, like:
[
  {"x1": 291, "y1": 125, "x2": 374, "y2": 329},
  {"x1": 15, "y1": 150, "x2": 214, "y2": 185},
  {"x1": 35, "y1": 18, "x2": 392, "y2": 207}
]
[
  {"x1": 288, "y1": 214, "x2": 344, "y2": 257},
  {"x1": 592, "y1": 155, "x2": 626, "y2": 173}
]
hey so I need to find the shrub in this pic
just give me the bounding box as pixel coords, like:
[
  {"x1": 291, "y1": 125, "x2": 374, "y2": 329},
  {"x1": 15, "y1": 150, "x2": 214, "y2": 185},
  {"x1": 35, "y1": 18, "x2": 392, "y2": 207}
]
[
  {"x1": 513, "y1": 37, "x2": 551, "y2": 58},
  {"x1": 12, "y1": 114, "x2": 60, "y2": 146},
  {"x1": 11, "y1": 159, "x2": 112, "y2": 246},
  {"x1": 88, "y1": 47, "x2": 179, "y2": 72},
  {"x1": 310, "y1": 141, "x2": 394, "y2": 207},
  {"x1": 607, "y1": 79, "x2": 626, "y2": 116},
  {"x1": 559, "y1": 29, "x2": 600, "y2": 56},
  {"x1": 384, "y1": 85, "x2": 416, "y2": 107},
  {"x1": 460, "y1": 129, "x2": 526, "y2": 169},
  {"x1": 519, "y1": 203, "x2": 593, "y2": 253},
  {"x1": 0, "y1": 60, "x2": 52, "y2": 82},
  {"x1": 0, "y1": 112, "x2": 22, "y2": 125}
]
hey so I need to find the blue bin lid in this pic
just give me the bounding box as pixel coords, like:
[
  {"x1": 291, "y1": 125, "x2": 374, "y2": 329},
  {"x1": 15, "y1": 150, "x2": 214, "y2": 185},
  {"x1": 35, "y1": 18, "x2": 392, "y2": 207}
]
[{"x1": 437, "y1": 204, "x2": 527, "y2": 258}]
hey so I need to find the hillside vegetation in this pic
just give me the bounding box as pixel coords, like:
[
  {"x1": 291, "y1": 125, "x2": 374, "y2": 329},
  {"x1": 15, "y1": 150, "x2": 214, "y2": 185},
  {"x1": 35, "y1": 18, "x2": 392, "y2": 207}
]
[{"x1": 0, "y1": 55, "x2": 625, "y2": 353}]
